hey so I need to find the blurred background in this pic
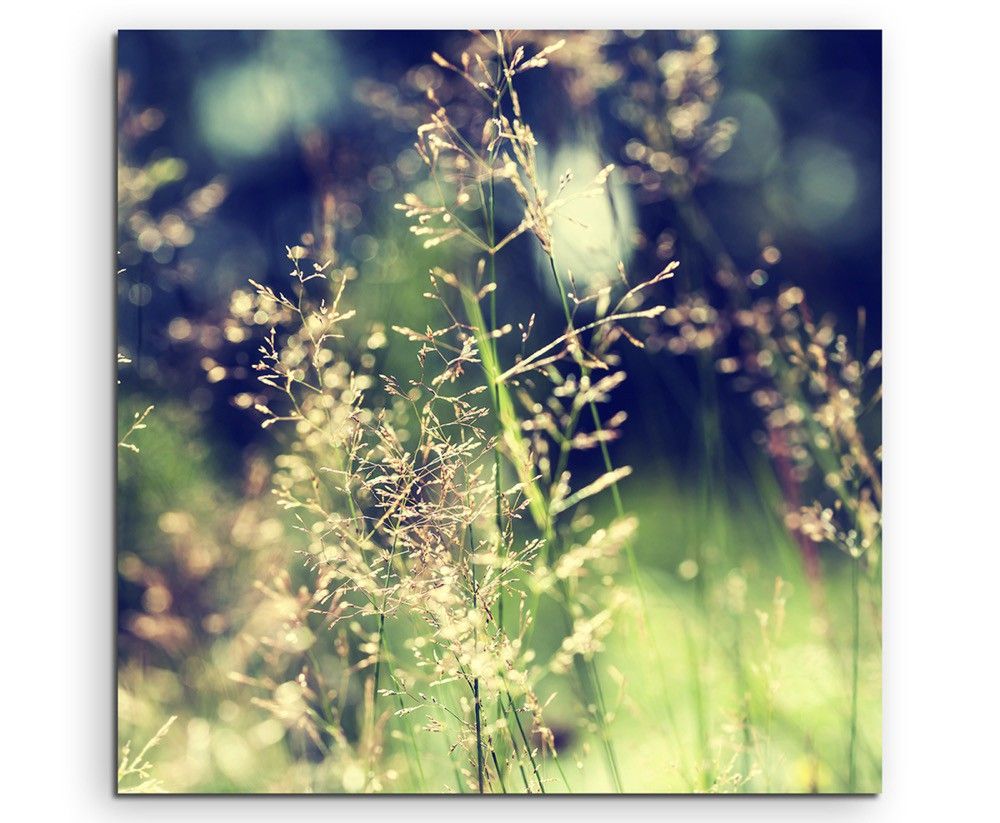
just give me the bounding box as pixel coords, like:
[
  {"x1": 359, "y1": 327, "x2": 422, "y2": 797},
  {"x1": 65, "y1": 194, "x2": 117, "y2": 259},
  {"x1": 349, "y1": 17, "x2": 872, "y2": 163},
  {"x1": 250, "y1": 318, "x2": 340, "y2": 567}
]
[{"x1": 117, "y1": 30, "x2": 881, "y2": 793}]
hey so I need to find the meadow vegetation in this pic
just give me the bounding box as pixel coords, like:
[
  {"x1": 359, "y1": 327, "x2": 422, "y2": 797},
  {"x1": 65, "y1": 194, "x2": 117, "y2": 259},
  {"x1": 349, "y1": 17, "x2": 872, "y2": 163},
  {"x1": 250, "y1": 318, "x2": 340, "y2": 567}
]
[{"x1": 117, "y1": 30, "x2": 881, "y2": 794}]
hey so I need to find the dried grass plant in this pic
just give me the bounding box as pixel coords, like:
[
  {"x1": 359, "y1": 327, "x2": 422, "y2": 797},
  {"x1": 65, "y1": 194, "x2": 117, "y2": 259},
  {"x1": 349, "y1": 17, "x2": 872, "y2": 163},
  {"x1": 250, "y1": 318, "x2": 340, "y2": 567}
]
[
  {"x1": 225, "y1": 33, "x2": 685, "y2": 793},
  {"x1": 117, "y1": 29, "x2": 882, "y2": 796}
]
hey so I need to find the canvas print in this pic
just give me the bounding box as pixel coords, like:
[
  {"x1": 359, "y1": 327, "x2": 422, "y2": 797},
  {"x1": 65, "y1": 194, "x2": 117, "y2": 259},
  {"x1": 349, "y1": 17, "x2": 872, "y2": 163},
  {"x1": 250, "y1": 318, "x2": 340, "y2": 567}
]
[{"x1": 116, "y1": 29, "x2": 882, "y2": 794}]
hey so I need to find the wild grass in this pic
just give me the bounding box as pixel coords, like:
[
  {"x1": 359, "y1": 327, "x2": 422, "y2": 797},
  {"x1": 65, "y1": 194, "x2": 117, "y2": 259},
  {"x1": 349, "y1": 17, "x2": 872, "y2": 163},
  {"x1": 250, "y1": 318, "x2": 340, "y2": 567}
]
[{"x1": 116, "y1": 29, "x2": 882, "y2": 795}]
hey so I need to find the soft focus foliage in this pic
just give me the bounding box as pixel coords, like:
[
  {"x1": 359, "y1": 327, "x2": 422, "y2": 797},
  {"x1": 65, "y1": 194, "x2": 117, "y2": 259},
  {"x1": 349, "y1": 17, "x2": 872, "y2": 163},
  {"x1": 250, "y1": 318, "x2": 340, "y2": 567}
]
[{"x1": 117, "y1": 29, "x2": 881, "y2": 794}]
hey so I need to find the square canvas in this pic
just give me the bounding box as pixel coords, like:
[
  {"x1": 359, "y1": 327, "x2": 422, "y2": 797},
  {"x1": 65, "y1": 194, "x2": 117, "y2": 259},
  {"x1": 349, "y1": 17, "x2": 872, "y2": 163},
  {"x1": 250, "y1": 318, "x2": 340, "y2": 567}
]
[{"x1": 116, "y1": 29, "x2": 882, "y2": 795}]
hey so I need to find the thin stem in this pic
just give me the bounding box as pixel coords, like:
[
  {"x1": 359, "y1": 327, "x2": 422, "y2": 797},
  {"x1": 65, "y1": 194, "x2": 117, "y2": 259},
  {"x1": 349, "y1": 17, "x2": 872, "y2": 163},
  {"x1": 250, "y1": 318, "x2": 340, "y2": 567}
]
[
  {"x1": 505, "y1": 690, "x2": 546, "y2": 793},
  {"x1": 848, "y1": 554, "x2": 861, "y2": 792},
  {"x1": 470, "y1": 523, "x2": 486, "y2": 794},
  {"x1": 502, "y1": 719, "x2": 534, "y2": 793},
  {"x1": 589, "y1": 654, "x2": 623, "y2": 791},
  {"x1": 485, "y1": 91, "x2": 507, "y2": 634},
  {"x1": 381, "y1": 634, "x2": 428, "y2": 791},
  {"x1": 692, "y1": 346, "x2": 721, "y2": 789},
  {"x1": 682, "y1": 615, "x2": 711, "y2": 790},
  {"x1": 371, "y1": 527, "x2": 401, "y2": 736},
  {"x1": 461, "y1": 287, "x2": 548, "y2": 529},
  {"x1": 545, "y1": 250, "x2": 688, "y2": 786},
  {"x1": 489, "y1": 736, "x2": 508, "y2": 793},
  {"x1": 474, "y1": 679, "x2": 485, "y2": 793},
  {"x1": 551, "y1": 749, "x2": 573, "y2": 793}
]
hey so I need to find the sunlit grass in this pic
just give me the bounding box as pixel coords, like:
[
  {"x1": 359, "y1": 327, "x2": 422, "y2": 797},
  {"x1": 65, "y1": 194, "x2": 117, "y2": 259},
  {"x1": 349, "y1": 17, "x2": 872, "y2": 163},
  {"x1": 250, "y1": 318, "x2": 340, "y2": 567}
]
[{"x1": 116, "y1": 29, "x2": 881, "y2": 795}]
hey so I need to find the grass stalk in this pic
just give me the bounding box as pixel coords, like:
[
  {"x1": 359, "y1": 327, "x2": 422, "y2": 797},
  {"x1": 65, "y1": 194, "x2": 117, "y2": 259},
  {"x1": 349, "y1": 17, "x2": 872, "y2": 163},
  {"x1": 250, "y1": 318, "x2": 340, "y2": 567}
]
[
  {"x1": 544, "y1": 250, "x2": 690, "y2": 788},
  {"x1": 365, "y1": 516, "x2": 426, "y2": 793},
  {"x1": 483, "y1": 95, "x2": 508, "y2": 633},
  {"x1": 467, "y1": 520, "x2": 486, "y2": 794},
  {"x1": 848, "y1": 554, "x2": 861, "y2": 792},
  {"x1": 464, "y1": 269, "x2": 624, "y2": 791},
  {"x1": 488, "y1": 735, "x2": 508, "y2": 793},
  {"x1": 504, "y1": 690, "x2": 546, "y2": 793},
  {"x1": 380, "y1": 633, "x2": 428, "y2": 791},
  {"x1": 473, "y1": 664, "x2": 485, "y2": 791}
]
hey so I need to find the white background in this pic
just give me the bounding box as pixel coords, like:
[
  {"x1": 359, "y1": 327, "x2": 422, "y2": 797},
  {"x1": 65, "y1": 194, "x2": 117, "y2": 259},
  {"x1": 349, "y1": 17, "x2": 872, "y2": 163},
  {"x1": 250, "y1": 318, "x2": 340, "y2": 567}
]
[{"x1": 2, "y1": 2, "x2": 998, "y2": 819}]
